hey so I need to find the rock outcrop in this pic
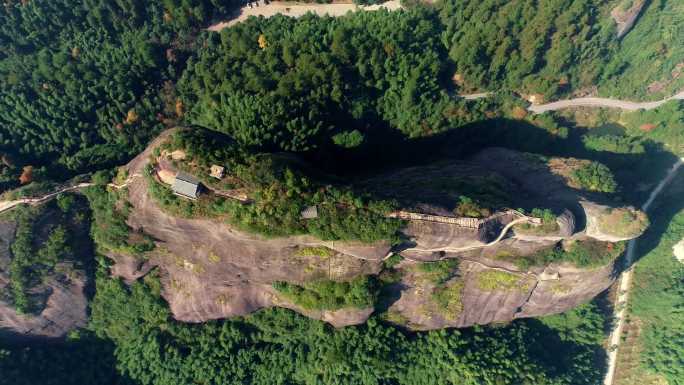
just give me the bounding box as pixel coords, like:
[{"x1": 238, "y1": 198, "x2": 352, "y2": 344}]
[
  {"x1": 100, "y1": 140, "x2": 644, "y2": 331},
  {"x1": 0, "y1": 135, "x2": 649, "y2": 336},
  {"x1": 674, "y1": 239, "x2": 684, "y2": 265},
  {"x1": 556, "y1": 209, "x2": 576, "y2": 237},
  {"x1": 611, "y1": 0, "x2": 646, "y2": 38}
]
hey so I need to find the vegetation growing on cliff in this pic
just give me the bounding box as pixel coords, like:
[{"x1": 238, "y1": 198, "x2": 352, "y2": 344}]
[
  {"x1": 148, "y1": 130, "x2": 403, "y2": 243},
  {"x1": 2, "y1": 198, "x2": 91, "y2": 314},
  {"x1": 476, "y1": 270, "x2": 533, "y2": 293},
  {"x1": 83, "y1": 186, "x2": 154, "y2": 256},
  {"x1": 431, "y1": 281, "x2": 464, "y2": 321},
  {"x1": 273, "y1": 276, "x2": 378, "y2": 311},
  {"x1": 597, "y1": 207, "x2": 649, "y2": 238},
  {"x1": 415, "y1": 259, "x2": 459, "y2": 285},
  {"x1": 498, "y1": 240, "x2": 626, "y2": 270},
  {"x1": 78, "y1": 271, "x2": 608, "y2": 385}
]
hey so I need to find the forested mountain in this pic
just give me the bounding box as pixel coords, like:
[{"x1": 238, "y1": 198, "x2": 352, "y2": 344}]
[{"x1": 1, "y1": 1, "x2": 683, "y2": 384}]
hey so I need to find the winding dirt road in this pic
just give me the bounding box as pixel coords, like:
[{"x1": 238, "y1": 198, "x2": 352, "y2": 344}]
[{"x1": 603, "y1": 158, "x2": 684, "y2": 385}]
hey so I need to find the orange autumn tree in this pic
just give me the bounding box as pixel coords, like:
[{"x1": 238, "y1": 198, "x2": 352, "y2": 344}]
[{"x1": 19, "y1": 165, "x2": 33, "y2": 184}]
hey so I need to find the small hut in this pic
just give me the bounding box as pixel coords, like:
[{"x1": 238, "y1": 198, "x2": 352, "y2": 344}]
[
  {"x1": 210, "y1": 165, "x2": 225, "y2": 179},
  {"x1": 172, "y1": 172, "x2": 200, "y2": 200}
]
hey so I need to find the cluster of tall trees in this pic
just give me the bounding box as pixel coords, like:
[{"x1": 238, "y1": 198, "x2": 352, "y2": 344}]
[
  {"x1": 437, "y1": 0, "x2": 684, "y2": 100},
  {"x1": 178, "y1": 9, "x2": 461, "y2": 151},
  {"x1": 437, "y1": 0, "x2": 616, "y2": 97}
]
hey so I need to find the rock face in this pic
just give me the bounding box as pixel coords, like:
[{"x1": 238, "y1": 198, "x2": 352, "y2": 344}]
[
  {"x1": 120, "y1": 165, "x2": 387, "y2": 325},
  {"x1": 0, "y1": 279, "x2": 88, "y2": 340},
  {"x1": 674, "y1": 239, "x2": 684, "y2": 265},
  {"x1": 556, "y1": 209, "x2": 576, "y2": 237},
  {"x1": 384, "y1": 236, "x2": 618, "y2": 330}
]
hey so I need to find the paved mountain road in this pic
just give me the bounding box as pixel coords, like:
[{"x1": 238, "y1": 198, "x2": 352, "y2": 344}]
[{"x1": 529, "y1": 90, "x2": 684, "y2": 114}]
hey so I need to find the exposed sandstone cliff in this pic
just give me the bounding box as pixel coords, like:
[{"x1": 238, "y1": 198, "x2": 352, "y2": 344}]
[{"x1": 101, "y1": 140, "x2": 642, "y2": 330}]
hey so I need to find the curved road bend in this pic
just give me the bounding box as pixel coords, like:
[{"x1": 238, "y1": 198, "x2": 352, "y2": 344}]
[
  {"x1": 529, "y1": 90, "x2": 684, "y2": 114},
  {"x1": 603, "y1": 158, "x2": 684, "y2": 385},
  {"x1": 460, "y1": 90, "x2": 684, "y2": 114}
]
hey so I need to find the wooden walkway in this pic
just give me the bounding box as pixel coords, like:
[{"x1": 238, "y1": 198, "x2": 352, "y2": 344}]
[{"x1": 387, "y1": 209, "x2": 541, "y2": 229}]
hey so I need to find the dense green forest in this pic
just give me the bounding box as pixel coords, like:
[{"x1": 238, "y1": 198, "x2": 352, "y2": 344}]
[
  {"x1": 178, "y1": 8, "x2": 459, "y2": 148},
  {"x1": 2, "y1": 0, "x2": 681, "y2": 185},
  {"x1": 0, "y1": 0, "x2": 241, "y2": 180},
  {"x1": 437, "y1": 0, "x2": 684, "y2": 99}
]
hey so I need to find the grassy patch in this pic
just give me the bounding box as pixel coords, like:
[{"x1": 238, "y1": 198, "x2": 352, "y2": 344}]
[
  {"x1": 381, "y1": 309, "x2": 410, "y2": 326},
  {"x1": 515, "y1": 208, "x2": 559, "y2": 236},
  {"x1": 272, "y1": 276, "x2": 378, "y2": 311},
  {"x1": 497, "y1": 240, "x2": 625, "y2": 269},
  {"x1": 295, "y1": 246, "x2": 336, "y2": 258},
  {"x1": 476, "y1": 270, "x2": 532, "y2": 292},
  {"x1": 207, "y1": 252, "x2": 221, "y2": 263},
  {"x1": 432, "y1": 281, "x2": 464, "y2": 321},
  {"x1": 598, "y1": 207, "x2": 649, "y2": 238},
  {"x1": 415, "y1": 259, "x2": 459, "y2": 285}
]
